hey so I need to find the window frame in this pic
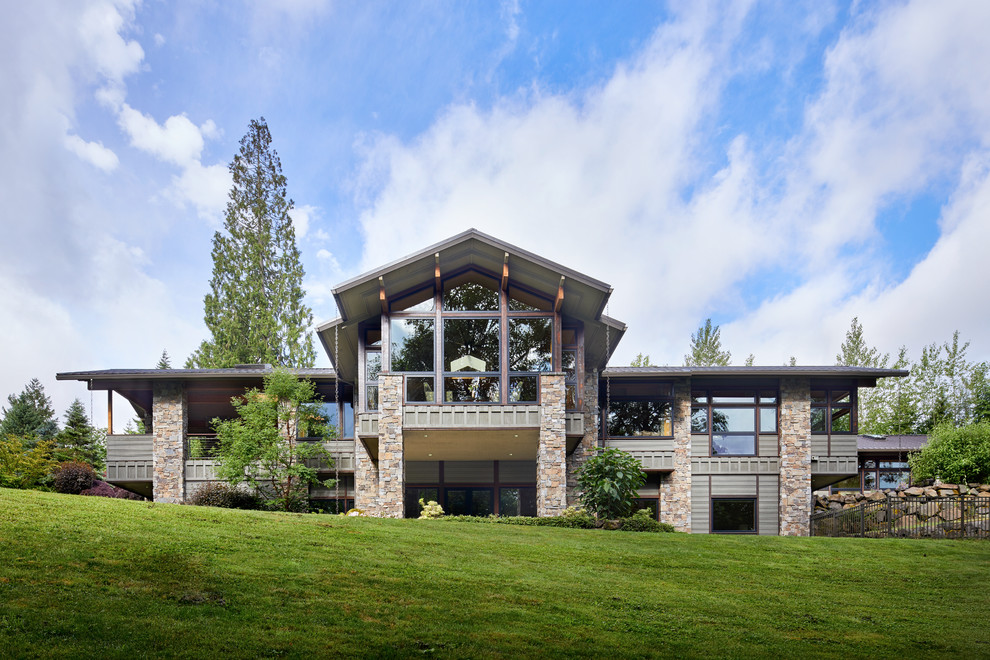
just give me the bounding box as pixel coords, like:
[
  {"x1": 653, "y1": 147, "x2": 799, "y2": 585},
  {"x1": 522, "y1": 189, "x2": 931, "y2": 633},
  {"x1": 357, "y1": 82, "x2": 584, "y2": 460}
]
[
  {"x1": 810, "y1": 387, "x2": 858, "y2": 437},
  {"x1": 604, "y1": 384, "x2": 675, "y2": 439},
  {"x1": 692, "y1": 390, "x2": 777, "y2": 457},
  {"x1": 710, "y1": 496, "x2": 758, "y2": 534}
]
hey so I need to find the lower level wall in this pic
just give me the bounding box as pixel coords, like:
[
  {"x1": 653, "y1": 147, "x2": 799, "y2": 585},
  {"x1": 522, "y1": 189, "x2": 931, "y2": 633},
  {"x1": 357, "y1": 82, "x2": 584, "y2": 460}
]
[{"x1": 691, "y1": 474, "x2": 780, "y2": 535}]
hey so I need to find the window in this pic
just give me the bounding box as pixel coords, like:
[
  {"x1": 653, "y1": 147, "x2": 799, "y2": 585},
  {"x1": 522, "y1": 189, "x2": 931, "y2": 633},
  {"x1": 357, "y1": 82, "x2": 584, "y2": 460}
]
[
  {"x1": 365, "y1": 351, "x2": 380, "y2": 411},
  {"x1": 711, "y1": 498, "x2": 757, "y2": 533},
  {"x1": 443, "y1": 280, "x2": 499, "y2": 311},
  {"x1": 443, "y1": 317, "x2": 500, "y2": 402},
  {"x1": 632, "y1": 498, "x2": 660, "y2": 521},
  {"x1": 404, "y1": 487, "x2": 439, "y2": 519},
  {"x1": 508, "y1": 318, "x2": 552, "y2": 403},
  {"x1": 499, "y1": 487, "x2": 537, "y2": 516},
  {"x1": 607, "y1": 400, "x2": 672, "y2": 437},
  {"x1": 390, "y1": 319, "x2": 434, "y2": 372},
  {"x1": 320, "y1": 400, "x2": 354, "y2": 439},
  {"x1": 693, "y1": 390, "x2": 776, "y2": 456},
  {"x1": 811, "y1": 388, "x2": 856, "y2": 434}
]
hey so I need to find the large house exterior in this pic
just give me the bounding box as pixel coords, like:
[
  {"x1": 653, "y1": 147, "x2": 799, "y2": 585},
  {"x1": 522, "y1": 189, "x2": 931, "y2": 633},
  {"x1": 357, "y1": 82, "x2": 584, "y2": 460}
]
[{"x1": 57, "y1": 229, "x2": 907, "y2": 535}]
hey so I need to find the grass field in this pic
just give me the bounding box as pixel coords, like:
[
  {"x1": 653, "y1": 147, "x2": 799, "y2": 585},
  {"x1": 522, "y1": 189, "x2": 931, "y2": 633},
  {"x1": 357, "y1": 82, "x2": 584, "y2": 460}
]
[{"x1": 1, "y1": 488, "x2": 989, "y2": 659}]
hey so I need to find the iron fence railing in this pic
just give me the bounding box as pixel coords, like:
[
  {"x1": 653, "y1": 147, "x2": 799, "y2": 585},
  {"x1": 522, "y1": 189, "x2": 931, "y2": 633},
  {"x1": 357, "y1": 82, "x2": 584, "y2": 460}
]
[{"x1": 811, "y1": 495, "x2": 990, "y2": 539}]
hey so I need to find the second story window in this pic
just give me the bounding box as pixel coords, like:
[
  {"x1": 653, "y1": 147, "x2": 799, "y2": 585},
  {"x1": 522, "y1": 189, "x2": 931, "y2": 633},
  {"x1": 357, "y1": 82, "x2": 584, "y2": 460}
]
[
  {"x1": 811, "y1": 389, "x2": 856, "y2": 434},
  {"x1": 606, "y1": 383, "x2": 674, "y2": 438},
  {"x1": 692, "y1": 390, "x2": 777, "y2": 456},
  {"x1": 508, "y1": 318, "x2": 552, "y2": 403}
]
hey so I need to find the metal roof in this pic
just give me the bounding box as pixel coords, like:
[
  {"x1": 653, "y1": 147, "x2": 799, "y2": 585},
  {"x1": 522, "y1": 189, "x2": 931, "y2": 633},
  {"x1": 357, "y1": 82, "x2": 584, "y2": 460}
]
[
  {"x1": 858, "y1": 434, "x2": 928, "y2": 451},
  {"x1": 56, "y1": 367, "x2": 337, "y2": 381},
  {"x1": 603, "y1": 366, "x2": 910, "y2": 378}
]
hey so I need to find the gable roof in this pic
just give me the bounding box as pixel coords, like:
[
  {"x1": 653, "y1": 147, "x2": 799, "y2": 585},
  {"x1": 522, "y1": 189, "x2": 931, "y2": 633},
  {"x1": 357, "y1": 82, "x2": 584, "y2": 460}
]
[{"x1": 316, "y1": 228, "x2": 626, "y2": 382}]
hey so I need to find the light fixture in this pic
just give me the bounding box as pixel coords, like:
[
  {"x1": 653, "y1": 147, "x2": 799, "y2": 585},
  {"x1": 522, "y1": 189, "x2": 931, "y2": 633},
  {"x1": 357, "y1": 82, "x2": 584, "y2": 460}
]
[{"x1": 428, "y1": 453, "x2": 433, "y2": 457}]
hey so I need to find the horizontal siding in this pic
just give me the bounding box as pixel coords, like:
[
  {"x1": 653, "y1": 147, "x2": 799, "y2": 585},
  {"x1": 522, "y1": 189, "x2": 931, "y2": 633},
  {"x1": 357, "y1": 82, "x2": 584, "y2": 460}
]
[
  {"x1": 691, "y1": 435, "x2": 709, "y2": 457},
  {"x1": 811, "y1": 435, "x2": 829, "y2": 456},
  {"x1": 106, "y1": 434, "x2": 153, "y2": 461},
  {"x1": 499, "y1": 461, "x2": 536, "y2": 483},
  {"x1": 758, "y1": 435, "x2": 778, "y2": 457},
  {"x1": 403, "y1": 405, "x2": 540, "y2": 429},
  {"x1": 106, "y1": 461, "x2": 152, "y2": 481},
  {"x1": 444, "y1": 461, "x2": 494, "y2": 483},
  {"x1": 691, "y1": 479, "x2": 710, "y2": 534},
  {"x1": 758, "y1": 476, "x2": 779, "y2": 535},
  {"x1": 710, "y1": 475, "x2": 758, "y2": 496},
  {"x1": 406, "y1": 461, "x2": 440, "y2": 483},
  {"x1": 606, "y1": 438, "x2": 674, "y2": 452},
  {"x1": 829, "y1": 434, "x2": 858, "y2": 456}
]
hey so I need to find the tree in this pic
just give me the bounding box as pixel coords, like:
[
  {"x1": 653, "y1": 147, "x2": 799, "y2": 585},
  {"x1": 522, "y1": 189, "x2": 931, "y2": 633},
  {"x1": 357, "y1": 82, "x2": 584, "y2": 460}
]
[
  {"x1": 630, "y1": 353, "x2": 652, "y2": 367},
  {"x1": 0, "y1": 436, "x2": 57, "y2": 489},
  {"x1": 684, "y1": 319, "x2": 731, "y2": 366},
  {"x1": 55, "y1": 399, "x2": 105, "y2": 472},
  {"x1": 157, "y1": 350, "x2": 172, "y2": 369},
  {"x1": 0, "y1": 379, "x2": 58, "y2": 445},
  {"x1": 863, "y1": 346, "x2": 917, "y2": 435},
  {"x1": 187, "y1": 117, "x2": 316, "y2": 369},
  {"x1": 211, "y1": 368, "x2": 335, "y2": 511},
  {"x1": 744, "y1": 354, "x2": 755, "y2": 366},
  {"x1": 577, "y1": 448, "x2": 647, "y2": 519},
  {"x1": 835, "y1": 317, "x2": 888, "y2": 368},
  {"x1": 909, "y1": 422, "x2": 990, "y2": 485}
]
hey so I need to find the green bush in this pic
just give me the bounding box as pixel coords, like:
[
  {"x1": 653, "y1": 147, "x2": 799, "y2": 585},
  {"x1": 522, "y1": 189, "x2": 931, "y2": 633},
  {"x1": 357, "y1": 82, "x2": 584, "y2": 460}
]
[
  {"x1": 909, "y1": 422, "x2": 990, "y2": 484},
  {"x1": 577, "y1": 448, "x2": 647, "y2": 519},
  {"x1": 189, "y1": 482, "x2": 260, "y2": 510},
  {"x1": 619, "y1": 509, "x2": 676, "y2": 533},
  {"x1": 0, "y1": 436, "x2": 57, "y2": 490},
  {"x1": 418, "y1": 498, "x2": 444, "y2": 519},
  {"x1": 52, "y1": 461, "x2": 96, "y2": 495}
]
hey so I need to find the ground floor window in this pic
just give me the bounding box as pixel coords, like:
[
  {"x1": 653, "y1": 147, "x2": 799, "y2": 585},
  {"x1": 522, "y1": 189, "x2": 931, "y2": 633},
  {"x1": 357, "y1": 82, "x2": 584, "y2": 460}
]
[
  {"x1": 445, "y1": 488, "x2": 494, "y2": 516},
  {"x1": 711, "y1": 498, "x2": 757, "y2": 534},
  {"x1": 499, "y1": 487, "x2": 537, "y2": 517},
  {"x1": 631, "y1": 498, "x2": 659, "y2": 520},
  {"x1": 405, "y1": 487, "x2": 440, "y2": 518},
  {"x1": 309, "y1": 498, "x2": 354, "y2": 514}
]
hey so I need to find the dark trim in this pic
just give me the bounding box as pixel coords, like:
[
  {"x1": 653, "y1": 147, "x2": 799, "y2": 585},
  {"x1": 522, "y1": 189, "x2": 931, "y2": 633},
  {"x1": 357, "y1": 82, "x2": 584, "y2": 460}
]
[{"x1": 710, "y1": 495, "x2": 759, "y2": 535}]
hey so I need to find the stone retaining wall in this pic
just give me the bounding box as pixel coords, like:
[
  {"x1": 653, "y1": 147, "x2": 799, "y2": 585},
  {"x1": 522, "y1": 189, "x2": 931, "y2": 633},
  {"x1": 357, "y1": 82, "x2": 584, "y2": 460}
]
[{"x1": 816, "y1": 483, "x2": 990, "y2": 511}]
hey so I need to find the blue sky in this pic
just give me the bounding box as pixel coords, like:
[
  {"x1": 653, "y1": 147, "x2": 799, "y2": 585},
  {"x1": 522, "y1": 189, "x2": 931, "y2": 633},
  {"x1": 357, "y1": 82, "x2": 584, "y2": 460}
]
[{"x1": 3, "y1": 0, "x2": 989, "y2": 427}]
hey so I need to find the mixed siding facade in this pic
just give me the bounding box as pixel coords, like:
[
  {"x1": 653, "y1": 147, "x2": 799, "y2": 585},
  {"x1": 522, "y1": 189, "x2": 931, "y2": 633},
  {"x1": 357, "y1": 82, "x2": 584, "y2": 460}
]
[{"x1": 57, "y1": 229, "x2": 908, "y2": 535}]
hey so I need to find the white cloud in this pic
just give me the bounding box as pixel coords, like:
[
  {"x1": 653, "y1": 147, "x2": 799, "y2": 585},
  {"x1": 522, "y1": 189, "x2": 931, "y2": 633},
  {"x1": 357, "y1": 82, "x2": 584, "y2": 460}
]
[
  {"x1": 153, "y1": 33, "x2": 165, "y2": 47},
  {"x1": 77, "y1": 0, "x2": 144, "y2": 84},
  {"x1": 292, "y1": 204, "x2": 319, "y2": 239},
  {"x1": 64, "y1": 132, "x2": 119, "y2": 171}
]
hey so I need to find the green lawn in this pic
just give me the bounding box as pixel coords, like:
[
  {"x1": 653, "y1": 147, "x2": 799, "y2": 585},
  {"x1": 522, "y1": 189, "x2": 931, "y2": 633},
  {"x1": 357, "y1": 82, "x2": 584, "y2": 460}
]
[{"x1": 1, "y1": 489, "x2": 988, "y2": 659}]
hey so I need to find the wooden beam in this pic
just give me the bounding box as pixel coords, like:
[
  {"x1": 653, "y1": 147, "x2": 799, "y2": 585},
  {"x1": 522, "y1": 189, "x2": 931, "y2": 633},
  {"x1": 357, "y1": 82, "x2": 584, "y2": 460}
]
[
  {"x1": 501, "y1": 252, "x2": 509, "y2": 291},
  {"x1": 107, "y1": 390, "x2": 113, "y2": 435},
  {"x1": 379, "y1": 276, "x2": 387, "y2": 315},
  {"x1": 554, "y1": 276, "x2": 565, "y2": 313},
  {"x1": 434, "y1": 253, "x2": 441, "y2": 292}
]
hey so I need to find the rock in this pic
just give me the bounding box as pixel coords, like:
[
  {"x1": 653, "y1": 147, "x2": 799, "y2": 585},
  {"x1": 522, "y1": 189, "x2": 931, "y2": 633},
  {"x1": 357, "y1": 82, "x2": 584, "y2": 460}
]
[
  {"x1": 979, "y1": 484, "x2": 990, "y2": 492},
  {"x1": 937, "y1": 483, "x2": 957, "y2": 490},
  {"x1": 939, "y1": 489, "x2": 957, "y2": 497},
  {"x1": 977, "y1": 491, "x2": 990, "y2": 498},
  {"x1": 924, "y1": 487, "x2": 939, "y2": 498},
  {"x1": 867, "y1": 491, "x2": 887, "y2": 501},
  {"x1": 904, "y1": 486, "x2": 925, "y2": 497},
  {"x1": 969, "y1": 488, "x2": 980, "y2": 496},
  {"x1": 829, "y1": 501, "x2": 844, "y2": 511}
]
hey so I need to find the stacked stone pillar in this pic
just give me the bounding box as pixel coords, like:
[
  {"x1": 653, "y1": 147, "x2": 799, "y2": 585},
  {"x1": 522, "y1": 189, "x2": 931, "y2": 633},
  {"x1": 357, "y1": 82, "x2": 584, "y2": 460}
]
[
  {"x1": 538, "y1": 373, "x2": 567, "y2": 516},
  {"x1": 152, "y1": 382, "x2": 187, "y2": 503},
  {"x1": 566, "y1": 371, "x2": 600, "y2": 507},
  {"x1": 376, "y1": 374, "x2": 405, "y2": 518},
  {"x1": 660, "y1": 380, "x2": 692, "y2": 531},
  {"x1": 353, "y1": 435, "x2": 379, "y2": 512},
  {"x1": 779, "y1": 377, "x2": 812, "y2": 536}
]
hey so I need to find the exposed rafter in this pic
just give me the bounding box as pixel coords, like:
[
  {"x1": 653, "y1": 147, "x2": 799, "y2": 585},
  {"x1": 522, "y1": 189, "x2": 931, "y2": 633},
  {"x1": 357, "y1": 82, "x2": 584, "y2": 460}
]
[
  {"x1": 554, "y1": 275, "x2": 565, "y2": 312},
  {"x1": 434, "y1": 253, "x2": 441, "y2": 291},
  {"x1": 501, "y1": 252, "x2": 509, "y2": 291},
  {"x1": 379, "y1": 276, "x2": 388, "y2": 315}
]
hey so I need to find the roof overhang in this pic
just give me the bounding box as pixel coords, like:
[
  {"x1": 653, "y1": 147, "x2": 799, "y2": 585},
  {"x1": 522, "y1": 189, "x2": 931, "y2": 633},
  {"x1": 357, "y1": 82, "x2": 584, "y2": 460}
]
[{"x1": 603, "y1": 366, "x2": 910, "y2": 388}]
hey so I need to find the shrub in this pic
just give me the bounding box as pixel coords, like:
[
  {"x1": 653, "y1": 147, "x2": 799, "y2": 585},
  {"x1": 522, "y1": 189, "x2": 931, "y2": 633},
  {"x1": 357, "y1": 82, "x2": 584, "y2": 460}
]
[
  {"x1": 418, "y1": 498, "x2": 444, "y2": 519},
  {"x1": 577, "y1": 448, "x2": 647, "y2": 519},
  {"x1": 80, "y1": 480, "x2": 144, "y2": 500},
  {"x1": 189, "y1": 482, "x2": 260, "y2": 510},
  {"x1": 0, "y1": 436, "x2": 57, "y2": 490},
  {"x1": 53, "y1": 461, "x2": 96, "y2": 495},
  {"x1": 619, "y1": 508, "x2": 676, "y2": 533},
  {"x1": 910, "y1": 422, "x2": 990, "y2": 484}
]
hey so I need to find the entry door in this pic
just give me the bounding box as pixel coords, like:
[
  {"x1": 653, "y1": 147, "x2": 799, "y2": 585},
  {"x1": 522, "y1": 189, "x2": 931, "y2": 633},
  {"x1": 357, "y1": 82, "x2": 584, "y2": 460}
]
[{"x1": 445, "y1": 488, "x2": 493, "y2": 516}]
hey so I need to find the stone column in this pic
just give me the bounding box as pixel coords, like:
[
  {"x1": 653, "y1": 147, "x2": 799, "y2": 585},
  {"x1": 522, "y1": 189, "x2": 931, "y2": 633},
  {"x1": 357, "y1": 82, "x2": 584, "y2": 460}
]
[
  {"x1": 152, "y1": 382, "x2": 187, "y2": 503},
  {"x1": 377, "y1": 374, "x2": 404, "y2": 518},
  {"x1": 660, "y1": 380, "x2": 692, "y2": 531},
  {"x1": 566, "y1": 370, "x2": 599, "y2": 507},
  {"x1": 538, "y1": 372, "x2": 567, "y2": 516},
  {"x1": 779, "y1": 377, "x2": 812, "y2": 536},
  {"x1": 353, "y1": 436, "x2": 379, "y2": 513}
]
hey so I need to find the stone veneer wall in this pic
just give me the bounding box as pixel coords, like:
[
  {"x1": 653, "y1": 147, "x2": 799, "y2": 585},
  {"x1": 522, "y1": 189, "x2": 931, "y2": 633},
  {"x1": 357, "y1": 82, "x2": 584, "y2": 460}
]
[
  {"x1": 353, "y1": 436, "x2": 379, "y2": 512},
  {"x1": 376, "y1": 374, "x2": 404, "y2": 518},
  {"x1": 538, "y1": 373, "x2": 567, "y2": 516},
  {"x1": 566, "y1": 370, "x2": 600, "y2": 507},
  {"x1": 660, "y1": 380, "x2": 692, "y2": 532},
  {"x1": 152, "y1": 382, "x2": 187, "y2": 504},
  {"x1": 779, "y1": 377, "x2": 811, "y2": 536}
]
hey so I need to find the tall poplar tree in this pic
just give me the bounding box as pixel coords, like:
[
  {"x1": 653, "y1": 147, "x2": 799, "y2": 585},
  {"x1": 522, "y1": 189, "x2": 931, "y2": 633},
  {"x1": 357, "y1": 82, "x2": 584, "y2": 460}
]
[{"x1": 187, "y1": 118, "x2": 316, "y2": 368}]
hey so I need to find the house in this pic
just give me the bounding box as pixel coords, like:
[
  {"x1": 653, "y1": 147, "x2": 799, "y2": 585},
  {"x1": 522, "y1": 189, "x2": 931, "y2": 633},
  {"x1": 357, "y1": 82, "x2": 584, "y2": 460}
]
[{"x1": 56, "y1": 229, "x2": 907, "y2": 534}]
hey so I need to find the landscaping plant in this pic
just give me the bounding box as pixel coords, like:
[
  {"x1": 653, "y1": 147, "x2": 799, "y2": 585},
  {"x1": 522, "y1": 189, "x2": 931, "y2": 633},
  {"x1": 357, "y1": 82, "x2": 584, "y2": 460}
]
[{"x1": 577, "y1": 447, "x2": 647, "y2": 519}]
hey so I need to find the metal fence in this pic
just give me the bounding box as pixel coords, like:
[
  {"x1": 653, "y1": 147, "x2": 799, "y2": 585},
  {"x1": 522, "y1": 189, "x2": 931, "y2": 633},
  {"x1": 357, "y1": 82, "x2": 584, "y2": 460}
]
[{"x1": 810, "y1": 495, "x2": 990, "y2": 539}]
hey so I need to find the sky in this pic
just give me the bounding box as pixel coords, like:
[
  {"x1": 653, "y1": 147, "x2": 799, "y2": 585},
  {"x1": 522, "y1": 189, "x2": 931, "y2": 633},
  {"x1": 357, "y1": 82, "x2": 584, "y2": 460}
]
[{"x1": 2, "y1": 0, "x2": 990, "y2": 430}]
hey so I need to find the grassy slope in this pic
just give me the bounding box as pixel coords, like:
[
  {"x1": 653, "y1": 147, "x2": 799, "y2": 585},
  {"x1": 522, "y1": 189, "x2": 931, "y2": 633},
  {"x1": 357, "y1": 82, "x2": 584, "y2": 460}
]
[{"x1": 1, "y1": 489, "x2": 989, "y2": 659}]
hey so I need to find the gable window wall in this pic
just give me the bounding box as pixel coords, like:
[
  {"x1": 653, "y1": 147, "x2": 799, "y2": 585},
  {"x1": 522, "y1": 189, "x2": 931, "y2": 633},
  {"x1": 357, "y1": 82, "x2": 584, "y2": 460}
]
[
  {"x1": 692, "y1": 390, "x2": 777, "y2": 456},
  {"x1": 382, "y1": 270, "x2": 559, "y2": 405}
]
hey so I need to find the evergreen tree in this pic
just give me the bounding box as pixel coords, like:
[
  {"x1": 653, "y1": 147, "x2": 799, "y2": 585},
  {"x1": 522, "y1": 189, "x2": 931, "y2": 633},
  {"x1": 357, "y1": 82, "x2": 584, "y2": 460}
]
[
  {"x1": 684, "y1": 319, "x2": 731, "y2": 366},
  {"x1": 157, "y1": 349, "x2": 172, "y2": 369},
  {"x1": 187, "y1": 117, "x2": 316, "y2": 369},
  {"x1": 55, "y1": 399, "x2": 105, "y2": 471},
  {"x1": 630, "y1": 353, "x2": 652, "y2": 367},
  {"x1": 744, "y1": 354, "x2": 755, "y2": 366},
  {"x1": 835, "y1": 317, "x2": 889, "y2": 434},
  {"x1": 0, "y1": 379, "x2": 58, "y2": 444}
]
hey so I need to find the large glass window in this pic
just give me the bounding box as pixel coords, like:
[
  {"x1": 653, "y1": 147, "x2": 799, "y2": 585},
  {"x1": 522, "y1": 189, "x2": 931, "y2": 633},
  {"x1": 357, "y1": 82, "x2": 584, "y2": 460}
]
[
  {"x1": 508, "y1": 318, "x2": 552, "y2": 372},
  {"x1": 607, "y1": 400, "x2": 673, "y2": 437},
  {"x1": 320, "y1": 401, "x2": 354, "y2": 439},
  {"x1": 811, "y1": 389, "x2": 856, "y2": 434},
  {"x1": 443, "y1": 280, "x2": 499, "y2": 311},
  {"x1": 365, "y1": 351, "x2": 380, "y2": 411},
  {"x1": 391, "y1": 319, "x2": 434, "y2": 372},
  {"x1": 712, "y1": 498, "x2": 757, "y2": 533},
  {"x1": 444, "y1": 318, "x2": 500, "y2": 372},
  {"x1": 693, "y1": 390, "x2": 777, "y2": 456},
  {"x1": 499, "y1": 487, "x2": 537, "y2": 516}
]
